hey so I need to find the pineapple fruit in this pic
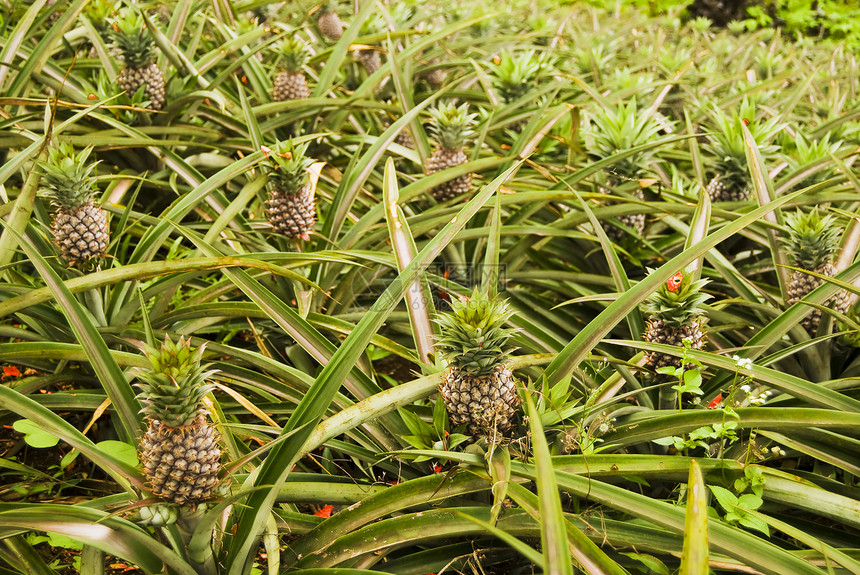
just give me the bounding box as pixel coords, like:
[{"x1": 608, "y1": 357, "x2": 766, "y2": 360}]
[
  {"x1": 273, "y1": 36, "x2": 311, "y2": 101},
  {"x1": 584, "y1": 100, "x2": 664, "y2": 241},
  {"x1": 642, "y1": 271, "x2": 710, "y2": 370},
  {"x1": 783, "y1": 209, "x2": 851, "y2": 335},
  {"x1": 264, "y1": 141, "x2": 317, "y2": 240},
  {"x1": 357, "y1": 48, "x2": 382, "y2": 75},
  {"x1": 426, "y1": 103, "x2": 477, "y2": 202},
  {"x1": 704, "y1": 104, "x2": 781, "y2": 202},
  {"x1": 317, "y1": 1, "x2": 344, "y2": 41},
  {"x1": 436, "y1": 289, "x2": 520, "y2": 435},
  {"x1": 136, "y1": 336, "x2": 221, "y2": 506},
  {"x1": 38, "y1": 144, "x2": 109, "y2": 267},
  {"x1": 111, "y1": 9, "x2": 166, "y2": 110}
]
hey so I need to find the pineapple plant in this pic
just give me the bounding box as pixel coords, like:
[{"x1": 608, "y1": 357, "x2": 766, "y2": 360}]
[
  {"x1": 110, "y1": 8, "x2": 166, "y2": 110},
  {"x1": 642, "y1": 271, "x2": 711, "y2": 370},
  {"x1": 38, "y1": 144, "x2": 109, "y2": 268},
  {"x1": 436, "y1": 289, "x2": 520, "y2": 435},
  {"x1": 704, "y1": 102, "x2": 781, "y2": 202},
  {"x1": 264, "y1": 141, "x2": 317, "y2": 240},
  {"x1": 136, "y1": 336, "x2": 222, "y2": 506},
  {"x1": 273, "y1": 36, "x2": 311, "y2": 101},
  {"x1": 317, "y1": 1, "x2": 344, "y2": 41},
  {"x1": 783, "y1": 209, "x2": 851, "y2": 335},
  {"x1": 426, "y1": 102, "x2": 477, "y2": 202},
  {"x1": 584, "y1": 99, "x2": 665, "y2": 241}
]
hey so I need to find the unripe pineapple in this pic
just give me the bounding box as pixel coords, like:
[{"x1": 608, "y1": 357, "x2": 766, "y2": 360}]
[
  {"x1": 584, "y1": 100, "x2": 665, "y2": 242},
  {"x1": 317, "y1": 2, "x2": 344, "y2": 40},
  {"x1": 783, "y1": 209, "x2": 851, "y2": 335},
  {"x1": 436, "y1": 289, "x2": 520, "y2": 436},
  {"x1": 38, "y1": 144, "x2": 109, "y2": 268},
  {"x1": 136, "y1": 336, "x2": 222, "y2": 506},
  {"x1": 264, "y1": 141, "x2": 317, "y2": 240},
  {"x1": 273, "y1": 36, "x2": 311, "y2": 101},
  {"x1": 426, "y1": 103, "x2": 477, "y2": 202},
  {"x1": 111, "y1": 9, "x2": 166, "y2": 110},
  {"x1": 356, "y1": 48, "x2": 382, "y2": 74},
  {"x1": 704, "y1": 102, "x2": 781, "y2": 202},
  {"x1": 642, "y1": 271, "x2": 711, "y2": 370}
]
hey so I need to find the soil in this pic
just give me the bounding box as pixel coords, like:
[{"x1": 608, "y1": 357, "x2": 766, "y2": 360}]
[{"x1": 373, "y1": 353, "x2": 421, "y2": 385}]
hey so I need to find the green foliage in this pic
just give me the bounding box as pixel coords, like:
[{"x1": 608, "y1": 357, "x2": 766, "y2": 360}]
[
  {"x1": 13, "y1": 419, "x2": 60, "y2": 448},
  {"x1": 1, "y1": 1, "x2": 859, "y2": 574}
]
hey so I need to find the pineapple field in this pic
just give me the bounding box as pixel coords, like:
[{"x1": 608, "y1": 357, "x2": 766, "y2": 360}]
[{"x1": 0, "y1": 0, "x2": 859, "y2": 573}]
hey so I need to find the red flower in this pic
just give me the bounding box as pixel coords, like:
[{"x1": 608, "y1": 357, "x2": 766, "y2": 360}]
[
  {"x1": 707, "y1": 394, "x2": 723, "y2": 409},
  {"x1": 433, "y1": 464, "x2": 443, "y2": 473},
  {"x1": 2, "y1": 366, "x2": 20, "y2": 379},
  {"x1": 666, "y1": 272, "x2": 683, "y2": 292},
  {"x1": 314, "y1": 504, "x2": 334, "y2": 518}
]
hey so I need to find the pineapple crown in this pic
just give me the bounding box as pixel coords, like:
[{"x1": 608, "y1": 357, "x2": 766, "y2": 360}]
[
  {"x1": 276, "y1": 36, "x2": 311, "y2": 73},
  {"x1": 135, "y1": 335, "x2": 217, "y2": 428},
  {"x1": 319, "y1": 0, "x2": 340, "y2": 15},
  {"x1": 584, "y1": 99, "x2": 666, "y2": 181},
  {"x1": 782, "y1": 209, "x2": 842, "y2": 269},
  {"x1": 642, "y1": 270, "x2": 711, "y2": 327},
  {"x1": 264, "y1": 140, "x2": 314, "y2": 193},
  {"x1": 427, "y1": 102, "x2": 477, "y2": 152},
  {"x1": 487, "y1": 50, "x2": 552, "y2": 103},
  {"x1": 84, "y1": 0, "x2": 115, "y2": 30},
  {"x1": 434, "y1": 289, "x2": 518, "y2": 377},
  {"x1": 38, "y1": 143, "x2": 100, "y2": 209},
  {"x1": 704, "y1": 101, "x2": 782, "y2": 188},
  {"x1": 110, "y1": 8, "x2": 157, "y2": 68},
  {"x1": 787, "y1": 134, "x2": 842, "y2": 188}
]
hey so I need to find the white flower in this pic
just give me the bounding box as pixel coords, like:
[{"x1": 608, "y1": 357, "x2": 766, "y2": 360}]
[
  {"x1": 740, "y1": 384, "x2": 751, "y2": 393},
  {"x1": 732, "y1": 355, "x2": 753, "y2": 369},
  {"x1": 598, "y1": 423, "x2": 610, "y2": 434}
]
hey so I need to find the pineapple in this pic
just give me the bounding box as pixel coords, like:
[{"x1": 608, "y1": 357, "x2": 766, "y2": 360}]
[
  {"x1": 38, "y1": 144, "x2": 109, "y2": 267},
  {"x1": 111, "y1": 9, "x2": 166, "y2": 110},
  {"x1": 436, "y1": 289, "x2": 520, "y2": 435},
  {"x1": 273, "y1": 36, "x2": 311, "y2": 101},
  {"x1": 264, "y1": 141, "x2": 316, "y2": 240},
  {"x1": 642, "y1": 271, "x2": 710, "y2": 370},
  {"x1": 136, "y1": 336, "x2": 221, "y2": 506},
  {"x1": 704, "y1": 102, "x2": 781, "y2": 202},
  {"x1": 356, "y1": 48, "x2": 382, "y2": 75},
  {"x1": 426, "y1": 102, "x2": 477, "y2": 202},
  {"x1": 584, "y1": 100, "x2": 665, "y2": 241},
  {"x1": 783, "y1": 209, "x2": 851, "y2": 335},
  {"x1": 317, "y1": 1, "x2": 344, "y2": 41}
]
